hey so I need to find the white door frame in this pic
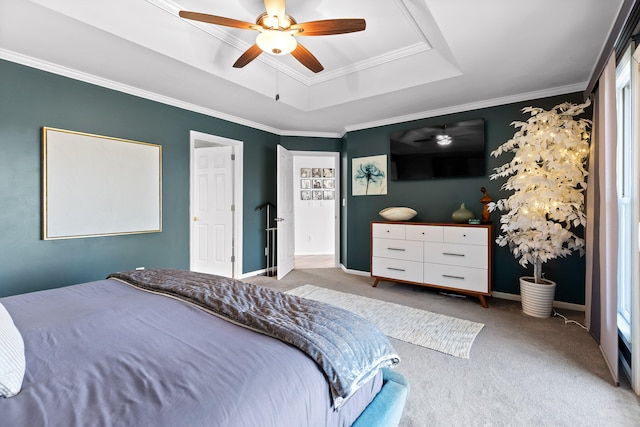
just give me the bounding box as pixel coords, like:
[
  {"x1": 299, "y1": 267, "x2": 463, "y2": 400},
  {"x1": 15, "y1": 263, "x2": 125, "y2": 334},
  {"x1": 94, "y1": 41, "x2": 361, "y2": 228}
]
[
  {"x1": 189, "y1": 130, "x2": 243, "y2": 278},
  {"x1": 290, "y1": 150, "x2": 340, "y2": 267}
]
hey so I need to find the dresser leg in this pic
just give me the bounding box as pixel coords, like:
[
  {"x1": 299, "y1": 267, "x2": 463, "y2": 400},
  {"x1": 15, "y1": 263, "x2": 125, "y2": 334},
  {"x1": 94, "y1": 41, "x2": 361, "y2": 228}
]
[
  {"x1": 372, "y1": 278, "x2": 380, "y2": 288},
  {"x1": 478, "y1": 295, "x2": 488, "y2": 308}
]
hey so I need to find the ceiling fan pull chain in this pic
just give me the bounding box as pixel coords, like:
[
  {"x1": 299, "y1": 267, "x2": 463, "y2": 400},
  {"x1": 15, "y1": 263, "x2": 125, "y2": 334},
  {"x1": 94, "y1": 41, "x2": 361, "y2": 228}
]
[{"x1": 275, "y1": 66, "x2": 280, "y2": 101}]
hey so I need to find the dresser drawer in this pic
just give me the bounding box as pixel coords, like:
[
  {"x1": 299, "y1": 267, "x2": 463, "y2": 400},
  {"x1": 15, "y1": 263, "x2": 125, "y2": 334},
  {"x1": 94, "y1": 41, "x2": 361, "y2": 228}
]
[
  {"x1": 373, "y1": 238, "x2": 423, "y2": 262},
  {"x1": 443, "y1": 226, "x2": 488, "y2": 246},
  {"x1": 423, "y1": 263, "x2": 488, "y2": 293},
  {"x1": 372, "y1": 257, "x2": 423, "y2": 283},
  {"x1": 424, "y1": 242, "x2": 488, "y2": 269},
  {"x1": 405, "y1": 225, "x2": 443, "y2": 242},
  {"x1": 370, "y1": 221, "x2": 493, "y2": 307},
  {"x1": 372, "y1": 223, "x2": 405, "y2": 239}
]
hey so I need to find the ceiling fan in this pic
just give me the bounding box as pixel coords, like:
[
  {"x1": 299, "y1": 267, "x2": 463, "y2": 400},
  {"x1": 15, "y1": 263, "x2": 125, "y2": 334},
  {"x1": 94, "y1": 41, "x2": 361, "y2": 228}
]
[{"x1": 178, "y1": 0, "x2": 366, "y2": 73}]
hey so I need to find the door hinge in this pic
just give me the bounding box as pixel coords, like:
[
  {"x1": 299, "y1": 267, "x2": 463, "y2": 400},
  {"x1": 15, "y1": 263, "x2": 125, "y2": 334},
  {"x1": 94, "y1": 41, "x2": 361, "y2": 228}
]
[
  {"x1": 231, "y1": 154, "x2": 235, "y2": 160},
  {"x1": 231, "y1": 204, "x2": 236, "y2": 212},
  {"x1": 231, "y1": 255, "x2": 235, "y2": 263}
]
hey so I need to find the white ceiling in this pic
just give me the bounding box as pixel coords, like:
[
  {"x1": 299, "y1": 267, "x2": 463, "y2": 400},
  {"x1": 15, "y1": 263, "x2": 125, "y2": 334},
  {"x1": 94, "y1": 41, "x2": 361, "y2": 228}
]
[{"x1": 0, "y1": 0, "x2": 624, "y2": 136}]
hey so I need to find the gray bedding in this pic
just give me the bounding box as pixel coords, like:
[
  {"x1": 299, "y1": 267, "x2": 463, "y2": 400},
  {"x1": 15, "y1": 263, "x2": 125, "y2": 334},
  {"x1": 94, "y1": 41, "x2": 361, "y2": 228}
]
[
  {"x1": 108, "y1": 268, "x2": 400, "y2": 408},
  {"x1": 0, "y1": 276, "x2": 391, "y2": 426}
]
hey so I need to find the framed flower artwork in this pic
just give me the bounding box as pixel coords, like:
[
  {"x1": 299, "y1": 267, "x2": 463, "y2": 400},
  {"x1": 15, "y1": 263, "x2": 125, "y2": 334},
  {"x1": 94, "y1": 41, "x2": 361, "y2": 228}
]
[{"x1": 352, "y1": 155, "x2": 387, "y2": 196}]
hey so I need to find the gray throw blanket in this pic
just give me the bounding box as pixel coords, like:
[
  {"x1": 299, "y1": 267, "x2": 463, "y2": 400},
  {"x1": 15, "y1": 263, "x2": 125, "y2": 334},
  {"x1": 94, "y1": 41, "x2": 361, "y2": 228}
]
[{"x1": 107, "y1": 269, "x2": 400, "y2": 409}]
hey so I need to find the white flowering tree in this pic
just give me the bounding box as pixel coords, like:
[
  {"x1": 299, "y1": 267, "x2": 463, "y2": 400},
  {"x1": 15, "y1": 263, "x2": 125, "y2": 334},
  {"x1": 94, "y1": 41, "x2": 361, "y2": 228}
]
[{"x1": 489, "y1": 100, "x2": 591, "y2": 284}]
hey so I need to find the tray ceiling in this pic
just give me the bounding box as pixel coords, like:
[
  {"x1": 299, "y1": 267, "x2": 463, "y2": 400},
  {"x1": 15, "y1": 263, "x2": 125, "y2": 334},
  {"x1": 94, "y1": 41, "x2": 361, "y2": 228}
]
[{"x1": 0, "y1": 0, "x2": 624, "y2": 135}]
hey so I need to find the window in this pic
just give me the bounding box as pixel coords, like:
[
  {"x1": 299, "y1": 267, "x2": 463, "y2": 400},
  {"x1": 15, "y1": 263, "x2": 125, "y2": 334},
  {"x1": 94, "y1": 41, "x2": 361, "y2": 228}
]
[{"x1": 615, "y1": 49, "x2": 634, "y2": 343}]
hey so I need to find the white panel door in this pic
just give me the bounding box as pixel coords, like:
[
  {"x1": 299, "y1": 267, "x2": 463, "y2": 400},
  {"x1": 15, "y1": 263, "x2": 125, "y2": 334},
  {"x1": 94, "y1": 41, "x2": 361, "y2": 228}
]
[
  {"x1": 277, "y1": 145, "x2": 295, "y2": 279},
  {"x1": 192, "y1": 146, "x2": 234, "y2": 277}
]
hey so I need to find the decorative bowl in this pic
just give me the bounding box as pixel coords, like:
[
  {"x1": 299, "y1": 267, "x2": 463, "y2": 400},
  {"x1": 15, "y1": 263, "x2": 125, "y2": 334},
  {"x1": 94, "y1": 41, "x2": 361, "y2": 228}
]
[{"x1": 379, "y1": 207, "x2": 417, "y2": 221}]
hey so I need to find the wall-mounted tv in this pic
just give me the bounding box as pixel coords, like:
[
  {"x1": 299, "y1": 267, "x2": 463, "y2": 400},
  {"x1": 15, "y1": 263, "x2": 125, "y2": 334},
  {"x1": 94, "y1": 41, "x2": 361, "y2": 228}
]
[{"x1": 390, "y1": 119, "x2": 486, "y2": 180}]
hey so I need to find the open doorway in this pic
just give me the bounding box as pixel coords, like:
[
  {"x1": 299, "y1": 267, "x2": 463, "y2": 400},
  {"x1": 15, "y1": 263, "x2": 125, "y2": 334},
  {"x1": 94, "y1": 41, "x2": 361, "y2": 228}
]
[
  {"x1": 291, "y1": 151, "x2": 340, "y2": 269},
  {"x1": 189, "y1": 131, "x2": 243, "y2": 278}
]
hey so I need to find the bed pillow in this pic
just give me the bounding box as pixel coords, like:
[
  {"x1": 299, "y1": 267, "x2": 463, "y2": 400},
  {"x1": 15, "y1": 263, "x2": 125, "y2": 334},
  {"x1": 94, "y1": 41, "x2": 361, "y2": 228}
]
[{"x1": 0, "y1": 302, "x2": 26, "y2": 397}]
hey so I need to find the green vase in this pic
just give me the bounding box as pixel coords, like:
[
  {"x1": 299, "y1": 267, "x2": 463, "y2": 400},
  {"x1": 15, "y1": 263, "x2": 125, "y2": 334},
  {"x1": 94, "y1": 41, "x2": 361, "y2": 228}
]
[{"x1": 452, "y1": 203, "x2": 474, "y2": 223}]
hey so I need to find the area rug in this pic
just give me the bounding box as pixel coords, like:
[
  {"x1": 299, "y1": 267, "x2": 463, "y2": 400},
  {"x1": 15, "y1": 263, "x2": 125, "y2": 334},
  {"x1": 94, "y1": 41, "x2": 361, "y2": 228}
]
[{"x1": 286, "y1": 285, "x2": 484, "y2": 359}]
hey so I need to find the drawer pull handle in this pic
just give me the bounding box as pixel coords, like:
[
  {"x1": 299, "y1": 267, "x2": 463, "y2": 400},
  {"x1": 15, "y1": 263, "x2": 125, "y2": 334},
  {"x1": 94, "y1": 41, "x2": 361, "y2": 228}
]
[
  {"x1": 387, "y1": 267, "x2": 406, "y2": 272},
  {"x1": 387, "y1": 247, "x2": 406, "y2": 251},
  {"x1": 443, "y1": 274, "x2": 465, "y2": 280},
  {"x1": 443, "y1": 252, "x2": 465, "y2": 257}
]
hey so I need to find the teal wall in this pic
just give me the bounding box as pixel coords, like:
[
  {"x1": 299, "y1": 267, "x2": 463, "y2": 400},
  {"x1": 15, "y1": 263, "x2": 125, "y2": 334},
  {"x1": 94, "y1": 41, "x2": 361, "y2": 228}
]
[
  {"x1": 0, "y1": 58, "x2": 588, "y2": 304},
  {"x1": 0, "y1": 59, "x2": 285, "y2": 297},
  {"x1": 280, "y1": 135, "x2": 341, "y2": 152},
  {"x1": 343, "y1": 92, "x2": 588, "y2": 305}
]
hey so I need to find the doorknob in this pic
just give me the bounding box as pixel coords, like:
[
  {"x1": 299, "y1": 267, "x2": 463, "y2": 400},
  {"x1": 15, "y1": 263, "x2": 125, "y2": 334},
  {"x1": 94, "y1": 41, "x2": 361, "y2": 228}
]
[
  {"x1": 193, "y1": 216, "x2": 198, "y2": 221},
  {"x1": 274, "y1": 217, "x2": 284, "y2": 222}
]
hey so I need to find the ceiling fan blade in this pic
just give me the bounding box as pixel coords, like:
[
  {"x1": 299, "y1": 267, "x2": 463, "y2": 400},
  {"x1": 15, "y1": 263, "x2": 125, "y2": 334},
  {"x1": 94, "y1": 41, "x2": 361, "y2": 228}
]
[
  {"x1": 290, "y1": 19, "x2": 366, "y2": 36},
  {"x1": 291, "y1": 43, "x2": 324, "y2": 73},
  {"x1": 233, "y1": 44, "x2": 263, "y2": 68},
  {"x1": 179, "y1": 11, "x2": 257, "y2": 30},
  {"x1": 264, "y1": 0, "x2": 286, "y2": 20}
]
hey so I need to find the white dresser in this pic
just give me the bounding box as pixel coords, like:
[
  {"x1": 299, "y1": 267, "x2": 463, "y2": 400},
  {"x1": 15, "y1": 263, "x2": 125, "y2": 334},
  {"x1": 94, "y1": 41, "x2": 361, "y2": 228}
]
[{"x1": 371, "y1": 221, "x2": 492, "y2": 307}]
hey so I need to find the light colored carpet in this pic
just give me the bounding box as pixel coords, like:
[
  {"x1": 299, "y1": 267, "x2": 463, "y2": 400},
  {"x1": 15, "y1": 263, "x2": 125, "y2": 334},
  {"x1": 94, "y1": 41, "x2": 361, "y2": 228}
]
[
  {"x1": 287, "y1": 284, "x2": 484, "y2": 358},
  {"x1": 244, "y1": 268, "x2": 640, "y2": 426}
]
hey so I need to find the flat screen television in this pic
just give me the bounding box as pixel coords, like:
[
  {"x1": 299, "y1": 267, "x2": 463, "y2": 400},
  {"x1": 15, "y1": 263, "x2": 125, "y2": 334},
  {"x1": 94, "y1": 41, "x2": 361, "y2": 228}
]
[{"x1": 390, "y1": 119, "x2": 486, "y2": 180}]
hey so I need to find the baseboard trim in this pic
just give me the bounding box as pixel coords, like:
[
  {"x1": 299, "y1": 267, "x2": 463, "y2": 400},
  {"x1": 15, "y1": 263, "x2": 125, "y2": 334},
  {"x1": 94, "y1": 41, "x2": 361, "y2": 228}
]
[
  {"x1": 239, "y1": 268, "x2": 268, "y2": 279},
  {"x1": 491, "y1": 291, "x2": 585, "y2": 312},
  {"x1": 340, "y1": 264, "x2": 371, "y2": 277},
  {"x1": 295, "y1": 253, "x2": 335, "y2": 256},
  {"x1": 336, "y1": 268, "x2": 587, "y2": 311}
]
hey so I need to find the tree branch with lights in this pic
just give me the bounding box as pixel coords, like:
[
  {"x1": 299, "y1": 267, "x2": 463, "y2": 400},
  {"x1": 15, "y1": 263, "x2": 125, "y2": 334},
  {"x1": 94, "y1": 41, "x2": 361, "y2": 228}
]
[{"x1": 489, "y1": 100, "x2": 591, "y2": 284}]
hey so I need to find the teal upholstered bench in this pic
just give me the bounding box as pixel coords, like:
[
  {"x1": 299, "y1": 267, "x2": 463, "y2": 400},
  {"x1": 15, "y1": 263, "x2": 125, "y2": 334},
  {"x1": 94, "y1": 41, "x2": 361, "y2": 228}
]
[{"x1": 352, "y1": 369, "x2": 409, "y2": 427}]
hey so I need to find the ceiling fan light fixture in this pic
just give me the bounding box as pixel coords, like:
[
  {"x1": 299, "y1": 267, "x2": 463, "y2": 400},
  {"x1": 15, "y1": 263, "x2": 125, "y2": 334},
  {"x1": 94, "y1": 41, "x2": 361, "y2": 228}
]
[
  {"x1": 178, "y1": 6, "x2": 364, "y2": 72},
  {"x1": 256, "y1": 30, "x2": 297, "y2": 55},
  {"x1": 436, "y1": 134, "x2": 452, "y2": 146},
  {"x1": 262, "y1": 15, "x2": 277, "y2": 28},
  {"x1": 256, "y1": 12, "x2": 295, "y2": 30}
]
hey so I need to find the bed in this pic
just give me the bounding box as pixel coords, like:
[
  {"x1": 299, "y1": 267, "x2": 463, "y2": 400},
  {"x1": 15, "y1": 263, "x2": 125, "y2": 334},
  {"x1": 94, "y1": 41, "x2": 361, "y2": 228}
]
[{"x1": 0, "y1": 269, "x2": 408, "y2": 426}]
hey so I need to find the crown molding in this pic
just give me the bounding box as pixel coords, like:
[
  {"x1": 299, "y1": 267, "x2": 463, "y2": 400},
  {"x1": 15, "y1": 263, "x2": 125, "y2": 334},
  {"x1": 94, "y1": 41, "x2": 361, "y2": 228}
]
[
  {"x1": 310, "y1": 42, "x2": 430, "y2": 85},
  {"x1": 343, "y1": 82, "x2": 588, "y2": 133},
  {"x1": 1, "y1": 48, "x2": 588, "y2": 140},
  {"x1": 279, "y1": 129, "x2": 342, "y2": 138},
  {"x1": 0, "y1": 48, "x2": 282, "y2": 136}
]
